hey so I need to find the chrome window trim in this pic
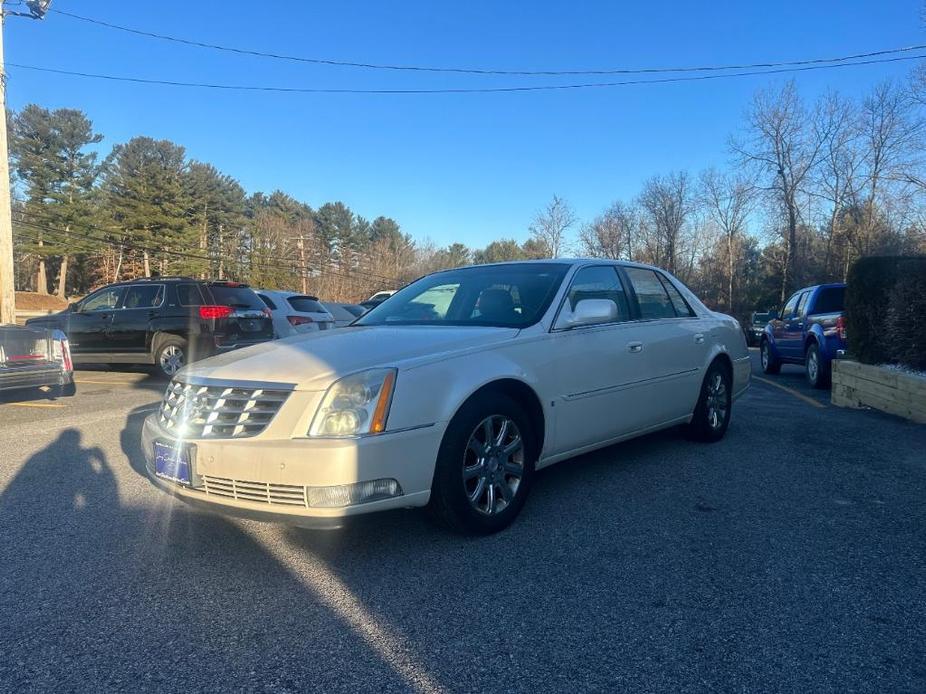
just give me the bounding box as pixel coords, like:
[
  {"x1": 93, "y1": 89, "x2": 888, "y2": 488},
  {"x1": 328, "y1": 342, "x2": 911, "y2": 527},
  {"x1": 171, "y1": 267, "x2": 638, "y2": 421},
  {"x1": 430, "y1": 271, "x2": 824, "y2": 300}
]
[{"x1": 117, "y1": 283, "x2": 166, "y2": 311}]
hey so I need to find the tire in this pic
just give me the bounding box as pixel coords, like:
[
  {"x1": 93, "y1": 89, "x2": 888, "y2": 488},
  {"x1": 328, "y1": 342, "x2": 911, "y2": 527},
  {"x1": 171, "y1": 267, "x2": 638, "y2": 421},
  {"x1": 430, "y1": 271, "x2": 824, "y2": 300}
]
[
  {"x1": 55, "y1": 381, "x2": 77, "y2": 398},
  {"x1": 427, "y1": 392, "x2": 537, "y2": 535},
  {"x1": 686, "y1": 361, "x2": 733, "y2": 443},
  {"x1": 805, "y1": 342, "x2": 831, "y2": 389},
  {"x1": 760, "y1": 339, "x2": 781, "y2": 375},
  {"x1": 153, "y1": 335, "x2": 188, "y2": 379}
]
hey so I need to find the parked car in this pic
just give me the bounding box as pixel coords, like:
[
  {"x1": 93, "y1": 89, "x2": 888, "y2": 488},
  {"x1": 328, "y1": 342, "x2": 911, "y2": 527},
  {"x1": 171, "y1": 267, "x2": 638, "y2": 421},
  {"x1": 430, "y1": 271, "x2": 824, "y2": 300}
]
[
  {"x1": 26, "y1": 278, "x2": 273, "y2": 378},
  {"x1": 142, "y1": 260, "x2": 750, "y2": 534},
  {"x1": 255, "y1": 290, "x2": 335, "y2": 337},
  {"x1": 322, "y1": 302, "x2": 366, "y2": 328},
  {"x1": 0, "y1": 324, "x2": 75, "y2": 397},
  {"x1": 360, "y1": 290, "x2": 396, "y2": 311},
  {"x1": 760, "y1": 283, "x2": 847, "y2": 388},
  {"x1": 746, "y1": 311, "x2": 772, "y2": 346}
]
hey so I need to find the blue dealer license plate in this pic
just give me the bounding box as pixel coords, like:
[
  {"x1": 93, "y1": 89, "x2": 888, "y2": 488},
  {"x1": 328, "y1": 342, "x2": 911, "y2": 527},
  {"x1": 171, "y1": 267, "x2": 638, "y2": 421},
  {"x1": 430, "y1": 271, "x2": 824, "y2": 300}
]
[{"x1": 154, "y1": 442, "x2": 191, "y2": 485}]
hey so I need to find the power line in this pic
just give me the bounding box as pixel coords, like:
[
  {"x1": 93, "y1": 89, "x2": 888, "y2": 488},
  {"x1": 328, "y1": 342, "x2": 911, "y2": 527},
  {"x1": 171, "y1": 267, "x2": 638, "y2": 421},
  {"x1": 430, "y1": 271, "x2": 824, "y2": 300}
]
[
  {"x1": 51, "y1": 8, "x2": 926, "y2": 78},
  {"x1": 13, "y1": 204, "x2": 402, "y2": 283},
  {"x1": 12, "y1": 214, "x2": 402, "y2": 287},
  {"x1": 12, "y1": 202, "x2": 405, "y2": 286},
  {"x1": 8, "y1": 53, "x2": 926, "y2": 94}
]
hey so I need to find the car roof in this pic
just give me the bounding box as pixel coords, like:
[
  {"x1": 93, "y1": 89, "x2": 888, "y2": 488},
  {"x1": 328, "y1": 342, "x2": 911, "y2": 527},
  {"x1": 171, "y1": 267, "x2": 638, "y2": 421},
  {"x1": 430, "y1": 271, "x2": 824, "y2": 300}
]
[{"x1": 433, "y1": 258, "x2": 674, "y2": 274}]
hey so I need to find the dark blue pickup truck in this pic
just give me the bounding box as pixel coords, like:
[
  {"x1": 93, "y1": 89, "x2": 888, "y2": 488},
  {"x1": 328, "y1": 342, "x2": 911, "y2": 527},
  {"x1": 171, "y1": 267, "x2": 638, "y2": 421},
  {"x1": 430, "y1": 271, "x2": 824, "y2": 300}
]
[{"x1": 760, "y1": 283, "x2": 847, "y2": 389}]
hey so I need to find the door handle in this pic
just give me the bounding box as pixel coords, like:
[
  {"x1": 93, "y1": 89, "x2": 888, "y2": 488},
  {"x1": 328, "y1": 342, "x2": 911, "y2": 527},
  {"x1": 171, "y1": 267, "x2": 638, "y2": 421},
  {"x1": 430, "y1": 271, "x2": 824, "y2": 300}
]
[
  {"x1": 627, "y1": 342, "x2": 644, "y2": 353},
  {"x1": 694, "y1": 333, "x2": 705, "y2": 344}
]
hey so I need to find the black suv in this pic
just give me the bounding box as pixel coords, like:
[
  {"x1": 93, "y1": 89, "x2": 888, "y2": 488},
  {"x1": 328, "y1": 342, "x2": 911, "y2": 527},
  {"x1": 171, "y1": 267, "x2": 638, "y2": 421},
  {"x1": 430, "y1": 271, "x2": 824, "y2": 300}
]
[{"x1": 26, "y1": 278, "x2": 274, "y2": 378}]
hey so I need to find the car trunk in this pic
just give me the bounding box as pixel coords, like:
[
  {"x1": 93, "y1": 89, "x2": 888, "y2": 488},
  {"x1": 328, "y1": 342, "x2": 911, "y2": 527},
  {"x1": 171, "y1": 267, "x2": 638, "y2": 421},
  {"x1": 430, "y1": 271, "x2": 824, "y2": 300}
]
[
  {"x1": 205, "y1": 284, "x2": 274, "y2": 347},
  {"x1": 0, "y1": 327, "x2": 54, "y2": 368}
]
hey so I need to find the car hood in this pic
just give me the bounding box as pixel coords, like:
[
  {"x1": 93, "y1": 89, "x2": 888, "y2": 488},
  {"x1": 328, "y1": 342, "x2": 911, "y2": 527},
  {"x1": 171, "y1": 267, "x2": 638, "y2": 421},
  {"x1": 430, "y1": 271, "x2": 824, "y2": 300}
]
[{"x1": 180, "y1": 325, "x2": 519, "y2": 390}]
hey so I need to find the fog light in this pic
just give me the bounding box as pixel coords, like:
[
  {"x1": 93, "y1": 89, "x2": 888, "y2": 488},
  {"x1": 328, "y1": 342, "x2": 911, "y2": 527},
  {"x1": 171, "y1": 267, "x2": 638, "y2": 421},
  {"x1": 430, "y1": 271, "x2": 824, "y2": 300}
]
[{"x1": 306, "y1": 479, "x2": 403, "y2": 508}]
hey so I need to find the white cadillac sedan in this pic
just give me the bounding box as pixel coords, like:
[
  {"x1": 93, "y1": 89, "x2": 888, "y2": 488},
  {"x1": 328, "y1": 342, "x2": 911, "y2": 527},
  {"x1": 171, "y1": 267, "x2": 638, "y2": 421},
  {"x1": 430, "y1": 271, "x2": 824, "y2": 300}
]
[{"x1": 142, "y1": 260, "x2": 750, "y2": 534}]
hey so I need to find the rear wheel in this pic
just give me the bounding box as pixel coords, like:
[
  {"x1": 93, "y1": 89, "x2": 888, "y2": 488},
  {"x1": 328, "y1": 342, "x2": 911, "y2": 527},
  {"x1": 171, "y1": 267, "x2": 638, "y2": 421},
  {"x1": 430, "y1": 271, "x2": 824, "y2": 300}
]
[
  {"x1": 805, "y1": 342, "x2": 830, "y2": 389},
  {"x1": 153, "y1": 336, "x2": 187, "y2": 379},
  {"x1": 686, "y1": 361, "x2": 732, "y2": 442},
  {"x1": 760, "y1": 339, "x2": 781, "y2": 375},
  {"x1": 427, "y1": 392, "x2": 536, "y2": 535}
]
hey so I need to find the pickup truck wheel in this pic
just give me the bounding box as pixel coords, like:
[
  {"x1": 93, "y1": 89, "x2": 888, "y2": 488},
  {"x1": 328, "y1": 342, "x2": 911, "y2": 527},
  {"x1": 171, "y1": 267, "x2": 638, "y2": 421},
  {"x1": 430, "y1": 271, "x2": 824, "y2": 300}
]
[
  {"x1": 427, "y1": 392, "x2": 536, "y2": 535},
  {"x1": 154, "y1": 336, "x2": 187, "y2": 379},
  {"x1": 805, "y1": 343, "x2": 830, "y2": 389},
  {"x1": 686, "y1": 361, "x2": 732, "y2": 442},
  {"x1": 760, "y1": 339, "x2": 781, "y2": 375}
]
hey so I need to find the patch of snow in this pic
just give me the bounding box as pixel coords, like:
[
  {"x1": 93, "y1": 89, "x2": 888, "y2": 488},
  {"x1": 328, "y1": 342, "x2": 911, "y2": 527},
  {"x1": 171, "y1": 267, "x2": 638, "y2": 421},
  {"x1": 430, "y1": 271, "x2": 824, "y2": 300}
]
[{"x1": 880, "y1": 363, "x2": 926, "y2": 381}]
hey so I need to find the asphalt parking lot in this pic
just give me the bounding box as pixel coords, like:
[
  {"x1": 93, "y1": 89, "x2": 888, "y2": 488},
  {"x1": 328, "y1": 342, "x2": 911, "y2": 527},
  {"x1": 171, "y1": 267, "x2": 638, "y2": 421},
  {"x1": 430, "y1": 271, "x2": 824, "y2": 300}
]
[{"x1": 1, "y1": 352, "x2": 924, "y2": 693}]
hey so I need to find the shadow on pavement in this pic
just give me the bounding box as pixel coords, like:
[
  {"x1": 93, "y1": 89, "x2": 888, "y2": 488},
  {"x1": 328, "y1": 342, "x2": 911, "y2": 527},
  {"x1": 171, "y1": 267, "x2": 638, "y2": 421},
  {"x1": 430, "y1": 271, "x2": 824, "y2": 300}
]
[{"x1": 0, "y1": 427, "x2": 443, "y2": 692}]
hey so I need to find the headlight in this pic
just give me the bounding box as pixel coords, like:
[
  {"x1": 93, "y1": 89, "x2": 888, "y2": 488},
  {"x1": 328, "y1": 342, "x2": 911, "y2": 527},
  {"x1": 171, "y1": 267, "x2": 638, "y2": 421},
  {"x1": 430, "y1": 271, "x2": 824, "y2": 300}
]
[{"x1": 309, "y1": 368, "x2": 397, "y2": 437}]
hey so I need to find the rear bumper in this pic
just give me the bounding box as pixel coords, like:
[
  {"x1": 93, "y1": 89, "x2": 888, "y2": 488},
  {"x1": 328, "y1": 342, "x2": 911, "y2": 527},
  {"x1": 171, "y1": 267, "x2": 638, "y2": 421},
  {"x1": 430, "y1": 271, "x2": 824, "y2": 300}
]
[{"x1": 0, "y1": 365, "x2": 71, "y2": 392}]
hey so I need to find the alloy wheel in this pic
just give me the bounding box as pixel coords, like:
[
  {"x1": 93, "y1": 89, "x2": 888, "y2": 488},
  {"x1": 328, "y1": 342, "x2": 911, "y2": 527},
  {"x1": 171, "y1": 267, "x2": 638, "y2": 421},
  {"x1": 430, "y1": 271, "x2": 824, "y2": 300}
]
[
  {"x1": 160, "y1": 345, "x2": 185, "y2": 376},
  {"x1": 462, "y1": 415, "x2": 524, "y2": 516},
  {"x1": 807, "y1": 348, "x2": 818, "y2": 383},
  {"x1": 761, "y1": 344, "x2": 769, "y2": 369},
  {"x1": 705, "y1": 373, "x2": 728, "y2": 430}
]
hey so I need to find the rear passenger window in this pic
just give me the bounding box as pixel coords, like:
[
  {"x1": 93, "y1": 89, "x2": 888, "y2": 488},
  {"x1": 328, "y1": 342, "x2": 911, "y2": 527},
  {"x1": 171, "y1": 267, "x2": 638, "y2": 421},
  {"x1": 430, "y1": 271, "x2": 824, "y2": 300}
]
[
  {"x1": 122, "y1": 285, "x2": 163, "y2": 309},
  {"x1": 625, "y1": 267, "x2": 677, "y2": 319},
  {"x1": 258, "y1": 294, "x2": 278, "y2": 310},
  {"x1": 657, "y1": 274, "x2": 695, "y2": 317},
  {"x1": 563, "y1": 266, "x2": 630, "y2": 321},
  {"x1": 795, "y1": 291, "x2": 810, "y2": 317},
  {"x1": 177, "y1": 284, "x2": 204, "y2": 306}
]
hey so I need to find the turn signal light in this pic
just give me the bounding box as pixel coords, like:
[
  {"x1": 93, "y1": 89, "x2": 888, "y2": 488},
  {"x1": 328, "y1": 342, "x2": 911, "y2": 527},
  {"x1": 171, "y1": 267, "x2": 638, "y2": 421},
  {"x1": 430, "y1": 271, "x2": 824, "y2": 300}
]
[{"x1": 199, "y1": 305, "x2": 233, "y2": 320}]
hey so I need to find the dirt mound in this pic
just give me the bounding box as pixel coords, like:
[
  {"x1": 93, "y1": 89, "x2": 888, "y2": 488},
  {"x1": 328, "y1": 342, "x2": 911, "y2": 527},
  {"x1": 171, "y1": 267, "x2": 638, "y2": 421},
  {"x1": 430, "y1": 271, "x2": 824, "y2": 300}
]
[{"x1": 15, "y1": 292, "x2": 69, "y2": 311}]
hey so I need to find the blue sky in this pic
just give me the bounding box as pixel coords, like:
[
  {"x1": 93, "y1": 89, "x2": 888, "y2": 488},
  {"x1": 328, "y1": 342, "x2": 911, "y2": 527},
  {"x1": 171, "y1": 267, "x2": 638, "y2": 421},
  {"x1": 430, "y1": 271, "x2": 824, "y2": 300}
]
[{"x1": 4, "y1": 1, "x2": 922, "y2": 248}]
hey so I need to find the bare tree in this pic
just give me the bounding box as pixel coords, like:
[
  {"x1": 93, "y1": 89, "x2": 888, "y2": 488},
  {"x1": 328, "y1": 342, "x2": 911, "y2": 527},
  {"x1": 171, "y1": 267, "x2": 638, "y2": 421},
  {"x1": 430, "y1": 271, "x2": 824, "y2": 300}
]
[
  {"x1": 810, "y1": 91, "x2": 861, "y2": 279},
  {"x1": 578, "y1": 201, "x2": 638, "y2": 259},
  {"x1": 699, "y1": 168, "x2": 755, "y2": 312},
  {"x1": 733, "y1": 81, "x2": 826, "y2": 302},
  {"x1": 856, "y1": 81, "x2": 923, "y2": 255},
  {"x1": 638, "y1": 170, "x2": 696, "y2": 275},
  {"x1": 528, "y1": 195, "x2": 576, "y2": 258}
]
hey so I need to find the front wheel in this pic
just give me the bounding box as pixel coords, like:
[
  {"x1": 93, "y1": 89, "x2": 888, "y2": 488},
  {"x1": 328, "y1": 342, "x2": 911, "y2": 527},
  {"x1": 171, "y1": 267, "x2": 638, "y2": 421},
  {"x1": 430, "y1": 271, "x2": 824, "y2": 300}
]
[
  {"x1": 760, "y1": 339, "x2": 781, "y2": 375},
  {"x1": 686, "y1": 362, "x2": 732, "y2": 442},
  {"x1": 427, "y1": 392, "x2": 536, "y2": 535}
]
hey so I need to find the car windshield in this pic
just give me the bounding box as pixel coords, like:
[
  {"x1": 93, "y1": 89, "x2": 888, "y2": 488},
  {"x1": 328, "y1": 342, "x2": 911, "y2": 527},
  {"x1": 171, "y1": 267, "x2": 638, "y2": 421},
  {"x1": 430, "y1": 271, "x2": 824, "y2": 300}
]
[{"x1": 356, "y1": 263, "x2": 570, "y2": 328}]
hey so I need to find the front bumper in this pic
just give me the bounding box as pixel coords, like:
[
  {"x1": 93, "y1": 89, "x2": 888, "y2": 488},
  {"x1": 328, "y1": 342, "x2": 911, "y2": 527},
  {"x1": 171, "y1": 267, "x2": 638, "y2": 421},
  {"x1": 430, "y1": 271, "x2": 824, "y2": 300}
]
[{"x1": 141, "y1": 414, "x2": 440, "y2": 526}]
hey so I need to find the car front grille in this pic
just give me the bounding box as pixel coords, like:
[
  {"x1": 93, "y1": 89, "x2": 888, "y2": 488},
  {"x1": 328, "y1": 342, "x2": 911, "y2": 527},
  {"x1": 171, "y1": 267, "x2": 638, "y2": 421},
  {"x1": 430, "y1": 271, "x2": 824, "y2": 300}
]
[
  {"x1": 159, "y1": 380, "x2": 290, "y2": 439},
  {"x1": 201, "y1": 475, "x2": 308, "y2": 507}
]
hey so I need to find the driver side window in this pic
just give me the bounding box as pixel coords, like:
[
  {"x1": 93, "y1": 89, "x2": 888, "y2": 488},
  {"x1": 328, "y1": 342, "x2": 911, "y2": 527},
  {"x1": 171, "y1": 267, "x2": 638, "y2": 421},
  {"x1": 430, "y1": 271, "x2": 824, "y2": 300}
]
[{"x1": 81, "y1": 287, "x2": 123, "y2": 312}]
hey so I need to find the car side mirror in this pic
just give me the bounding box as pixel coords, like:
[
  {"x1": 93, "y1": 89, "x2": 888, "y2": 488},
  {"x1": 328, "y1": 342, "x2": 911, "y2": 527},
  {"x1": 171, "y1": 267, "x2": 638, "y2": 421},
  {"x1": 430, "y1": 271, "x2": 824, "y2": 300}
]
[
  {"x1": 561, "y1": 299, "x2": 618, "y2": 329},
  {"x1": 68, "y1": 302, "x2": 81, "y2": 313}
]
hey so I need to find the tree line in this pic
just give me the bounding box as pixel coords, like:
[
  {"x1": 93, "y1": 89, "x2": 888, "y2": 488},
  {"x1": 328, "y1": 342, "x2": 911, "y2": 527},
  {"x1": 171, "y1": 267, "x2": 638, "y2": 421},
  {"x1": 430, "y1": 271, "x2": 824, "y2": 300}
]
[{"x1": 9, "y1": 68, "x2": 926, "y2": 313}]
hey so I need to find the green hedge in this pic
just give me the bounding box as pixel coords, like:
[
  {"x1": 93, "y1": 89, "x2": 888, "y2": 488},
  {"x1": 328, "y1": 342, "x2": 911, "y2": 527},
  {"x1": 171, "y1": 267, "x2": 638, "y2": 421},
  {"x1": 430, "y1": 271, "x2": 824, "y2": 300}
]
[{"x1": 847, "y1": 256, "x2": 926, "y2": 368}]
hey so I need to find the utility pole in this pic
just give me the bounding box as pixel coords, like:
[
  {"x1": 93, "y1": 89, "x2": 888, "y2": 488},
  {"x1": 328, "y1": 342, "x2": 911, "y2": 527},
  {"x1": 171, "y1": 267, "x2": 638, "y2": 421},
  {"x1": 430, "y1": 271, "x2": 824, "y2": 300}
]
[
  {"x1": 0, "y1": 11, "x2": 15, "y2": 324},
  {"x1": 0, "y1": 1, "x2": 52, "y2": 324}
]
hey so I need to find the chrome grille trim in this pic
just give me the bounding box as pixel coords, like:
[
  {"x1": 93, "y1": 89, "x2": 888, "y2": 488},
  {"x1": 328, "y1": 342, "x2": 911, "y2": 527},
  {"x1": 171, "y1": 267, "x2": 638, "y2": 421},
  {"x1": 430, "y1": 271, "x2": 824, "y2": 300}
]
[
  {"x1": 201, "y1": 475, "x2": 309, "y2": 507},
  {"x1": 158, "y1": 379, "x2": 290, "y2": 439}
]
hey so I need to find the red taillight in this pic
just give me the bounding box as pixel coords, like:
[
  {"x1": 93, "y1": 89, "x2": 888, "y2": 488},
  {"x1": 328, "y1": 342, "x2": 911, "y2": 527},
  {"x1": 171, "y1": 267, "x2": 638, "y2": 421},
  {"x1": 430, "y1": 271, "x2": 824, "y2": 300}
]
[
  {"x1": 262, "y1": 308, "x2": 272, "y2": 318},
  {"x1": 287, "y1": 315, "x2": 314, "y2": 326},
  {"x1": 836, "y1": 315, "x2": 847, "y2": 340},
  {"x1": 199, "y1": 305, "x2": 233, "y2": 320}
]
